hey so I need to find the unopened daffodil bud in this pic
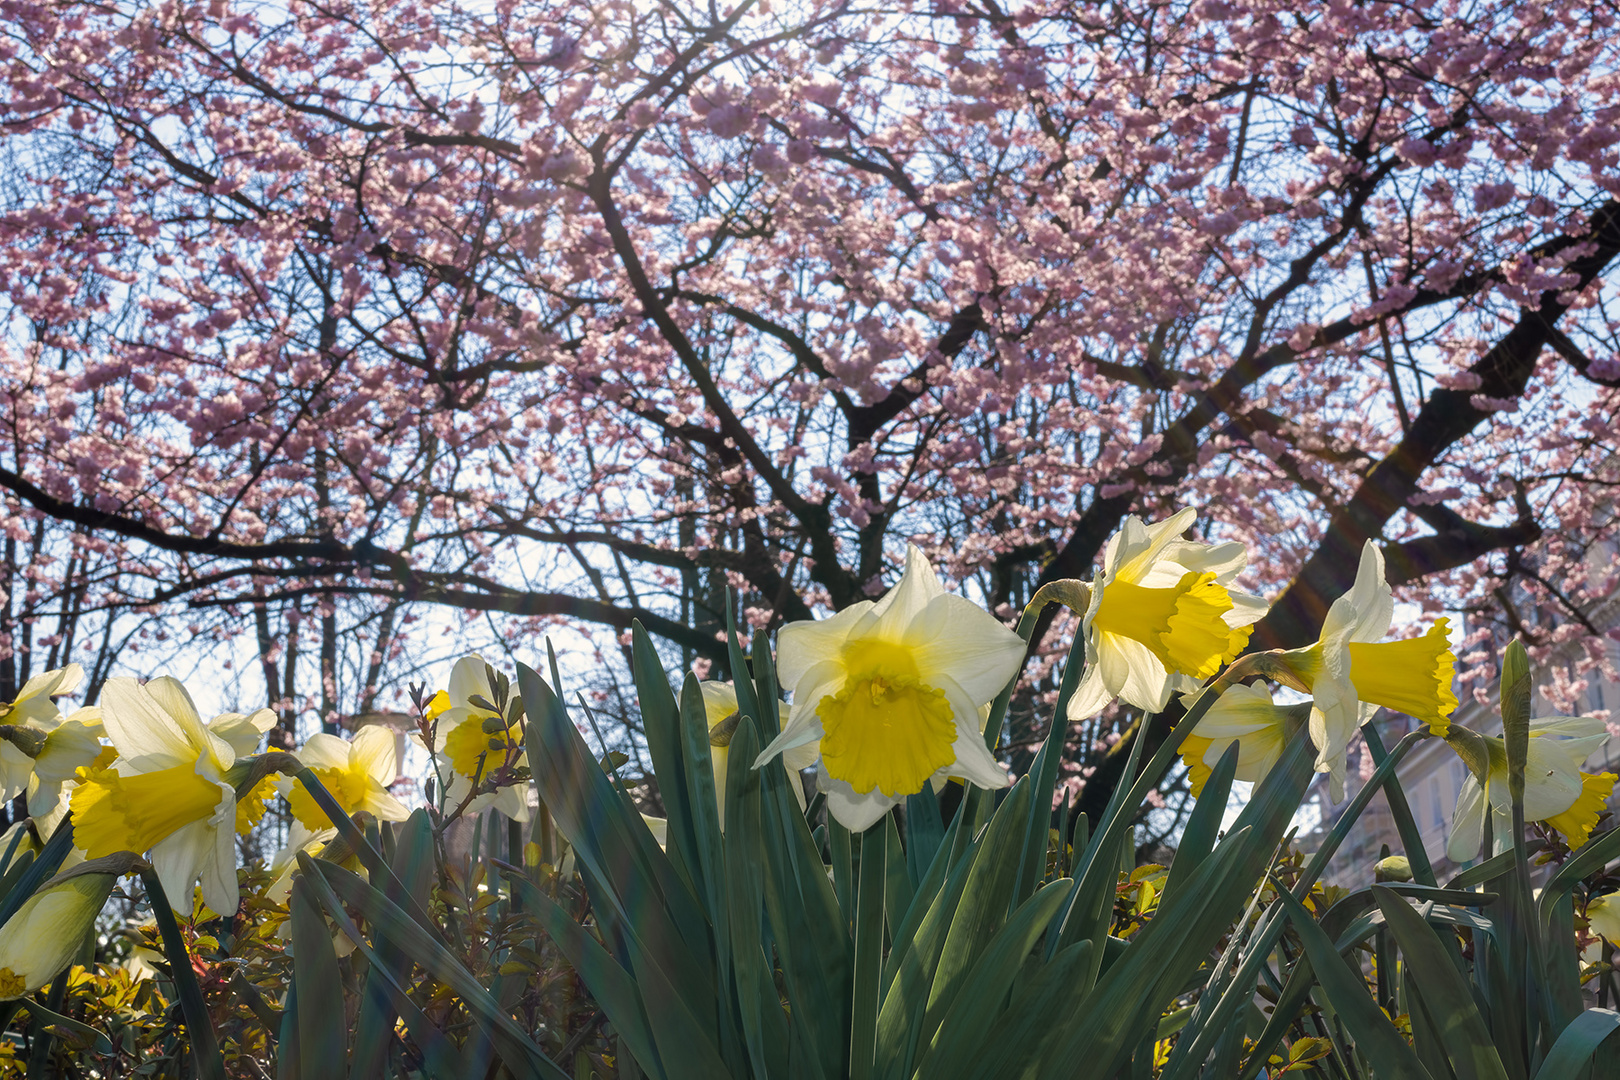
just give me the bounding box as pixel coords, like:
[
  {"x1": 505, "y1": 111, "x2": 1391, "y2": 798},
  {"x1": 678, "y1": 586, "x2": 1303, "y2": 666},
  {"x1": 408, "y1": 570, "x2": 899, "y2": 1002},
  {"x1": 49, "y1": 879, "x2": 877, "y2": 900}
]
[
  {"x1": 1375, "y1": 855, "x2": 1413, "y2": 883},
  {"x1": 0, "y1": 855, "x2": 137, "y2": 999}
]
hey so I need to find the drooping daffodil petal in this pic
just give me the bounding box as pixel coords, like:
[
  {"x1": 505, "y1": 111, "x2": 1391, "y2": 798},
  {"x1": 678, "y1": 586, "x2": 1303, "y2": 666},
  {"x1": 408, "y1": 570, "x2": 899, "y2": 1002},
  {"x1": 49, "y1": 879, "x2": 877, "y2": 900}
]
[
  {"x1": 1443, "y1": 714, "x2": 1616, "y2": 863},
  {"x1": 1178, "y1": 681, "x2": 1299, "y2": 796},
  {"x1": 1275, "y1": 541, "x2": 1458, "y2": 800},
  {"x1": 1067, "y1": 508, "x2": 1263, "y2": 723},
  {"x1": 69, "y1": 676, "x2": 249, "y2": 917},
  {"x1": 755, "y1": 544, "x2": 1026, "y2": 832}
]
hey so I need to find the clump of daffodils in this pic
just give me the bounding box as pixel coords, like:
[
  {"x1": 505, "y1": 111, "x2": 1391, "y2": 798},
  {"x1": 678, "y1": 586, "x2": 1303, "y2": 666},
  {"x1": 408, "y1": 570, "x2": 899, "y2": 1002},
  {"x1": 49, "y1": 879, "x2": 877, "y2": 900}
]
[{"x1": 756, "y1": 544, "x2": 1026, "y2": 831}]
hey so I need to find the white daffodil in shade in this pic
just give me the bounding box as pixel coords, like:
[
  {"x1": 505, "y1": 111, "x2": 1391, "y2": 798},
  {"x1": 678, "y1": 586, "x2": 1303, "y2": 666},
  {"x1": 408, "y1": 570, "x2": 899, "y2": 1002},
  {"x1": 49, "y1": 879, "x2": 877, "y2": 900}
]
[
  {"x1": 419, "y1": 654, "x2": 530, "y2": 821},
  {"x1": 1275, "y1": 541, "x2": 1458, "y2": 800},
  {"x1": 0, "y1": 869, "x2": 118, "y2": 999},
  {"x1": 0, "y1": 664, "x2": 106, "y2": 817},
  {"x1": 755, "y1": 544, "x2": 1027, "y2": 832},
  {"x1": 1178, "y1": 682, "x2": 1297, "y2": 797},
  {"x1": 1586, "y1": 893, "x2": 1620, "y2": 962},
  {"x1": 281, "y1": 726, "x2": 410, "y2": 832},
  {"x1": 1066, "y1": 508, "x2": 1263, "y2": 724},
  {"x1": 699, "y1": 680, "x2": 818, "y2": 831},
  {"x1": 70, "y1": 677, "x2": 269, "y2": 917},
  {"x1": 1444, "y1": 715, "x2": 1616, "y2": 863}
]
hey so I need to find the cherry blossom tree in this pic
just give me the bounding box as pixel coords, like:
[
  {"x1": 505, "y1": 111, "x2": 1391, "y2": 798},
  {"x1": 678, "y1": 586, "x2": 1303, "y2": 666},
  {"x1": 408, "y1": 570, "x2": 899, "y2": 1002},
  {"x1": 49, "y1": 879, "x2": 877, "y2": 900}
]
[{"x1": 1, "y1": 0, "x2": 1618, "y2": 792}]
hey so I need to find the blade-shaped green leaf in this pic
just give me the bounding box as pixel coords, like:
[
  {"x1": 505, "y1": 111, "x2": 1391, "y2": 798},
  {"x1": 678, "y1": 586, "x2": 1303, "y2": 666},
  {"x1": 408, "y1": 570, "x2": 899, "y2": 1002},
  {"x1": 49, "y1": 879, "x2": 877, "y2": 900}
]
[
  {"x1": 352, "y1": 811, "x2": 438, "y2": 1080},
  {"x1": 1372, "y1": 886, "x2": 1509, "y2": 1080},
  {"x1": 311, "y1": 858, "x2": 571, "y2": 1080},
  {"x1": 1160, "y1": 740, "x2": 1239, "y2": 909},
  {"x1": 911, "y1": 878, "x2": 1072, "y2": 1080},
  {"x1": 1277, "y1": 884, "x2": 1432, "y2": 1080},
  {"x1": 141, "y1": 868, "x2": 226, "y2": 1080},
  {"x1": 1533, "y1": 1009, "x2": 1620, "y2": 1079},
  {"x1": 918, "y1": 779, "x2": 1032, "y2": 1054},
  {"x1": 289, "y1": 875, "x2": 348, "y2": 1076},
  {"x1": 851, "y1": 820, "x2": 888, "y2": 1080}
]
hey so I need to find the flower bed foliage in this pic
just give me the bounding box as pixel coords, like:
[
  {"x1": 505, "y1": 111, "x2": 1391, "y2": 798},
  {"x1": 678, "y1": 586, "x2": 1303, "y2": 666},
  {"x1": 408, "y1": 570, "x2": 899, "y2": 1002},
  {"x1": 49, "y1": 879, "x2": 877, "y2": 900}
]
[{"x1": 1, "y1": 508, "x2": 1619, "y2": 1077}]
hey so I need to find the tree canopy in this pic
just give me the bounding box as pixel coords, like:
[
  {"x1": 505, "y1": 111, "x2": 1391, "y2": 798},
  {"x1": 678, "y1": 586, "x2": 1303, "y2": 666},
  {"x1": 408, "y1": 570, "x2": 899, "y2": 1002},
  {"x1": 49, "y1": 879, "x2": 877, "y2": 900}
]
[{"x1": 1, "y1": 0, "x2": 1617, "y2": 776}]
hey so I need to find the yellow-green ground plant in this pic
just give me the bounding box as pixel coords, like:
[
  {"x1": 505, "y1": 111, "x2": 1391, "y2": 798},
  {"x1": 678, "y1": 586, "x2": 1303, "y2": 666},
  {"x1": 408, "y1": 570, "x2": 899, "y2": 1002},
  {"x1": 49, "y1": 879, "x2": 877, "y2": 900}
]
[{"x1": 1, "y1": 532, "x2": 1619, "y2": 1077}]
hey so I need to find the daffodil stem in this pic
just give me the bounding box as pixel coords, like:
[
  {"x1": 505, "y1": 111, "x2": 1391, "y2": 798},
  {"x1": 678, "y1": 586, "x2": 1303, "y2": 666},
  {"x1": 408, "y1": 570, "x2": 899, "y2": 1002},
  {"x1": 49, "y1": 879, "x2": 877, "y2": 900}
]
[{"x1": 141, "y1": 869, "x2": 225, "y2": 1080}]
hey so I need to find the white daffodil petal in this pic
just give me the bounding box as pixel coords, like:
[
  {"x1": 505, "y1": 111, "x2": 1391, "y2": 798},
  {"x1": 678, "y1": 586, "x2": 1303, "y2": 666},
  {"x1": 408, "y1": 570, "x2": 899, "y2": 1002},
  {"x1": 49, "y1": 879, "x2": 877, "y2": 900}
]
[
  {"x1": 1108, "y1": 635, "x2": 1177, "y2": 713},
  {"x1": 369, "y1": 789, "x2": 411, "y2": 822},
  {"x1": 1225, "y1": 590, "x2": 1269, "y2": 628},
  {"x1": 297, "y1": 733, "x2": 353, "y2": 772},
  {"x1": 199, "y1": 815, "x2": 240, "y2": 918},
  {"x1": 210, "y1": 709, "x2": 276, "y2": 757},
  {"x1": 775, "y1": 604, "x2": 873, "y2": 689},
  {"x1": 351, "y1": 726, "x2": 399, "y2": 784},
  {"x1": 907, "y1": 595, "x2": 1026, "y2": 703},
  {"x1": 1324, "y1": 542, "x2": 1393, "y2": 645},
  {"x1": 491, "y1": 783, "x2": 531, "y2": 822},
  {"x1": 817, "y1": 769, "x2": 900, "y2": 832},
  {"x1": 149, "y1": 823, "x2": 211, "y2": 914},
  {"x1": 99, "y1": 678, "x2": 195, "y2": 770},
  {"x1": 447, "y1": 655, "x2": 495, "y2": 707},
  {"x1": 870, "y1": 544, "x2": 946, "y2": 636},
  {"x1": 1065, "y1": 667, "x2": 1116, "y2": 724}
]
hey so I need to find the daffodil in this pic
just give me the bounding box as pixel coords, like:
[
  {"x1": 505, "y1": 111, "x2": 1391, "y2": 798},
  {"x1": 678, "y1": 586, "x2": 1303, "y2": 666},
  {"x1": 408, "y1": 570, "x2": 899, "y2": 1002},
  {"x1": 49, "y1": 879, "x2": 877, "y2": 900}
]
[
  {"x1": 1178, "y1": 682, "x2": 1300, "y2": 796},
  {"x1": 420, "y1": 654, "x2": 530, "y2": 821},
  {"x1": 700, "y1": 680, "x2": 817, "y2": 830},
  {"x1": 1274, "y1": 541, "x2": 1458, "y2": 799},
  {"x1": 0, "y1": 862, "x2": 123, "y2": 1000},
  {"x1": 282, "y1": 726, "x2": 410, "y2": 831},
  {"x1": 1444, "y1": 715, "x2": 1616, "y2": 862},
  {"x1": 1587, "y1": 892, "x2": 1620, "y2": 947},
  {"x1": 755, "y1": 544, "x2": 1026, "y2": 832},
  {"x1": 69, "y1": 677, "x2": 267, "y2": 917},
  {"x1": 1066, "y1": 508, "x2": 1263, "y2": 723},
  {"x1": 0, "y1": 664, "x2": 106, "y2": 817}
]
